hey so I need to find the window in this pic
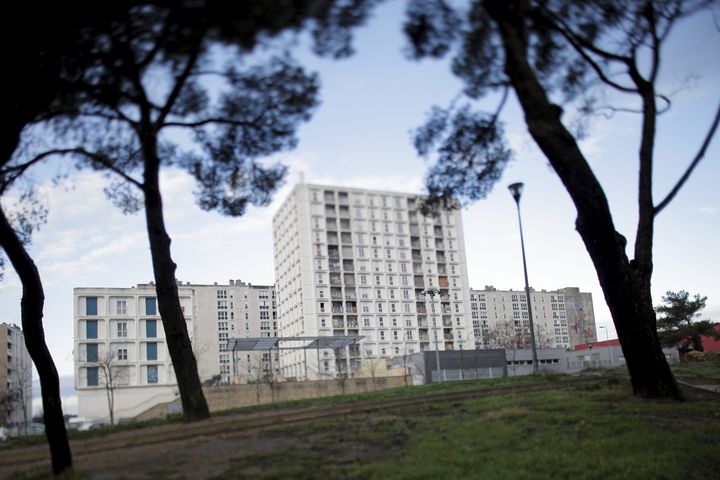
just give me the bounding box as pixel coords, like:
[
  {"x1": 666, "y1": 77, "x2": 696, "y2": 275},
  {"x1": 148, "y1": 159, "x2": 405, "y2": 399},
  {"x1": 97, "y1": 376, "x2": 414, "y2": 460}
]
[
  {"x1": 117, "y1": 348, "x2": 128, "y2": 361},
  {"x1": 147, "y1": 365, "x2": 158, "y2": 384},
  {"x1": 116, "y1": 299, "x2": 127, "y2": 315},
  {"x1": 145, "y1": 297, "x2": 157, "y2": 315},
  {"x1": 147, "y1": 342, "x2": 158, "y2": 361},
  {"x1": 146, "y1": 319, "x2": 157, "y2": 338},
  {"x1": 86, "y1": 343, "x2": 98, "y2": 362},
  {"x1": 87, "y1": 367, "x2": 99, "y2": 386},
  {"x1": 86, "y1": 297, "x2": 98, "y2": 315},
  {"x1": 86, "y1": 320, "x2": 98, "y2": 339},
  {"x1": 363, "y1": 318, "x2": 371, "y2": 327},
  {"x1": 117, "y1": 321, "x2": 128, "y2": 338}
]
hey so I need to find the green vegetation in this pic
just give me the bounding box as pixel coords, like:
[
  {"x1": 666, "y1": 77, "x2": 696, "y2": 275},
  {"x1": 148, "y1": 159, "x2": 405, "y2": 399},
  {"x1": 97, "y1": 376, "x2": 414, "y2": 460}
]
[
  {"x1": 672, "y1": 357, "x2": 720, "y2": 383},
  {"x1": 213, "y1": 379, "x2": 720, "y2": 480},
  {"x1": 0, "y1": 374, "x2": 562, "y2": 450}
]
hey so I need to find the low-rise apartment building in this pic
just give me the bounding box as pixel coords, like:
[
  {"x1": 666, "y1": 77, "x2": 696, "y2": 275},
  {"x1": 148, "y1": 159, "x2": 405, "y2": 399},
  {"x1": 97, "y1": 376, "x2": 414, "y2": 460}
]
[{"x1": 74, "y1": 280, "x2": 276, "y2": 421}]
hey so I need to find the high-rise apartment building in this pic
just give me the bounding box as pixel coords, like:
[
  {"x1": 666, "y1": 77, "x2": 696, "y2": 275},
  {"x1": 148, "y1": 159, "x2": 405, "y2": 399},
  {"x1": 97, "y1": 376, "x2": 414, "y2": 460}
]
[
  {"x1": 272, "y1": 184, "x2": 473, "y2": 380},
  {"x1": 469, "y1": 286, "x2": 596, "y2": 349},
  {"x1": 1, "y1": 323, "x2": 33, "y2": 427},
  {"x1": 74, "y1": 280, "x2": 276, "y2": 421}
]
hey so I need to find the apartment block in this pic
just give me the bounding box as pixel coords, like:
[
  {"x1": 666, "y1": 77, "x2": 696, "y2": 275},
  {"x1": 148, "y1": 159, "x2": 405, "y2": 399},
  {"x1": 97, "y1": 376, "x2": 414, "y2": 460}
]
[
  {"x1": 74, "y1": 280, "x2": 276, "y2": 421},
  {"x1": 469, "y1": 286, "x2": 596, "y2": 349},
  {"x1": 1, "y1": 323, "x2": 33, "y2": 427},
  {"x1": 272, "y1": 184, "x2": 473, "y2": 380}
]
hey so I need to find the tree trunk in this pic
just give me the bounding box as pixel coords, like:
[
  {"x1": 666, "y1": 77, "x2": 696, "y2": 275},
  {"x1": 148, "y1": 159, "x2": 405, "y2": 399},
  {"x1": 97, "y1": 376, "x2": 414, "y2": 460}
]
[
  {"x1": 0, "y1": 207, "x2": 73, "y2": 474},
  {"x1": 141, "y1": 138, "x2": 210, "y2": 422},
  {"x1": 485, "y1": 0, "x2": 681, "y2": 399}
]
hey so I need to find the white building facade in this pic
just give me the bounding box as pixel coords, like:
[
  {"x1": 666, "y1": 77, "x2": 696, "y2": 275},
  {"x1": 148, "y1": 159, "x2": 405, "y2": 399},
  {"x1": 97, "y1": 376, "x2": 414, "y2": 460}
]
[
  {"x1": 74, "y1": 280, "x2": 276, "y2": 421},
  {"x1": 1, "y1": 323, "x2": 33, "y2": 427},
  {"x1": 469, "y1": 286, "x2": 596, "y2": 350},
  {"x1": 272, "y1": 184, "x2": 473, "y2": 380}
]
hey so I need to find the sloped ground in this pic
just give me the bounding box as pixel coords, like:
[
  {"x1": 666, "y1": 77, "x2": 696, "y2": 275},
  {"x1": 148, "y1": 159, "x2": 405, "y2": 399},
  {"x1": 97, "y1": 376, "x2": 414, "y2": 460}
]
[{"x1": 5, "y1": 375, "x2": 719, "y2": 480}]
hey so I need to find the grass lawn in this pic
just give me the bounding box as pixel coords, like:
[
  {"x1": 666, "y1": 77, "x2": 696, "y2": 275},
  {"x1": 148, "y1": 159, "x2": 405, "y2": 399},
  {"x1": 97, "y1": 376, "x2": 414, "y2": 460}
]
[
  {"x1": 212, "y1": 378, "x2": 720, "y2": 480},
  {"x1": 672, "y1": 360, "x2": 720, "y2": 383},
  {"x1": 0, "y1": 373, "x2": 565, "y2": 449}
]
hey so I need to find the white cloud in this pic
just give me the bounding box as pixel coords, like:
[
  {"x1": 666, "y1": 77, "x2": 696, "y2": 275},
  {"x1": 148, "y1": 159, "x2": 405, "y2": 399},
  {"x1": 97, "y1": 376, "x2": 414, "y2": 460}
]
[{"x1": 698, "y1": 206, "x2": 716, "y2": 215}]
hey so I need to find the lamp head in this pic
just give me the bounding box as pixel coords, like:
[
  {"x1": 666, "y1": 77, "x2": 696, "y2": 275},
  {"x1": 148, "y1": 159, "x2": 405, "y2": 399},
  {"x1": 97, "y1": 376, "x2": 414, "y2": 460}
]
[{"x1": 508, "y1": 182, "x2": 524, "y2": 203}]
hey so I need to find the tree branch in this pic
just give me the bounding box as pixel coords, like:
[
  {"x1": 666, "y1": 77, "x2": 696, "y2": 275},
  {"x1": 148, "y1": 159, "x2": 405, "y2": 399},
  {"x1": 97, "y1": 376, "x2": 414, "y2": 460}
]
[
  {"x1": 160, "y1": 117, "x2": 258, "y2": 130},
  {"x1": 80, "y1": 150, "x2": 145, "y2": 190},
  {"x1": 549, "y1": 21, "x2": 639, "y2": 93},
  {"x1": 155, "y1": 35, "x2": 205, "y2": 127},
  {"x1": 655, "y1": 100, "x2": 720, "y2": 215},
  {"x1": 1, "y1": 149, "x2": 84, "y2": 193}
]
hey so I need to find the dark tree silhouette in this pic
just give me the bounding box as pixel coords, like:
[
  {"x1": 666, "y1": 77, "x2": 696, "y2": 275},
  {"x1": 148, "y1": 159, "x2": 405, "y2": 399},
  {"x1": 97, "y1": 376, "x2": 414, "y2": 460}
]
[
  {"x1": 4, "y1": 0, "x2": 377, "y2": 427},
  {"x1": 0, "y1": 2, "x2": 125, "y2": 471},
  {"x1": 404, "y1": 0, "x2": 720, "y2": 399},
  {"x1": 656, "y1": 290, "x2": 718, "y2": 352}
]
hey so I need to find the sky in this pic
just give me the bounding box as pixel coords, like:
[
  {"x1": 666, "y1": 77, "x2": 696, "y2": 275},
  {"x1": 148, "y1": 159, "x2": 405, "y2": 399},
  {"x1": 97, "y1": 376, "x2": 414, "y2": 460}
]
[{"x1": 2, "y1": 1, "x2": 719, "y2": 415}]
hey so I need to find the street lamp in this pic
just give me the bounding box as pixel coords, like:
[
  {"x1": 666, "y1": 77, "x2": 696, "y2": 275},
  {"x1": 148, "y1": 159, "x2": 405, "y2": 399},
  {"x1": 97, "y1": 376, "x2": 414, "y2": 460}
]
[
  {"x1": 599, "y1": 325, "x2": 612, "y2": 366},
  {"x1": 508, "y1": 182, "x2": 539, "y2": 375},
  {"x1": 422, "y1": 288, "x2": 442, "y2": 383}
]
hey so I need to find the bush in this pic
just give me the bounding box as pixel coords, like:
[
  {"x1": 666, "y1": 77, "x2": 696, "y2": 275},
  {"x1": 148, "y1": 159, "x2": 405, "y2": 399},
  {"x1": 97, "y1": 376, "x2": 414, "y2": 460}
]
[
  {"x1": 687, "y1": 351, "x2": 705, "y2": 362},
  {"x1": 702, "y1": 351, "x2": 720, "y2": 364}
]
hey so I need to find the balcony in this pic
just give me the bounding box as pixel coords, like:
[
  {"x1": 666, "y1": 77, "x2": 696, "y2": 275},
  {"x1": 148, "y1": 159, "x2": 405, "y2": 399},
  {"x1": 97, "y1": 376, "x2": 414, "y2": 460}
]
[
  {"x1": 341, "y1": 232, "x2": 352, "y2": 244},
  {"x1": 326, "y1": 218, "x2": 337, "y2": 230},
  {"x1": 340, "y1": 218, "x2": 351, "y2": 230},
  {"x1": 332, "y1": 317, "x2": 345, "y2": 328},
  {"x1": 442, "y1": 318, "x2": 452, "y2": 327},
  {"x1": 342, "y1": 260, "x2": 354, "y2": 271},
  {"x1": 329, "y1": 273, "x2": 342, "y2": 286},
  {"x1": 343, "y1": 273, "x2": 356, "y2": 286},
  {"x1": 416, "y1": 303, "x2": 427, "y2": 314},
  {"x1": 329, "y1": 261, "x2": 342, "y2": 272},
  {"x1": 434, "y1": 226, "x2": 443, "y2": 236},
  {"x1": 345, "y1": 301, "x2": 357, "y2": 313}
]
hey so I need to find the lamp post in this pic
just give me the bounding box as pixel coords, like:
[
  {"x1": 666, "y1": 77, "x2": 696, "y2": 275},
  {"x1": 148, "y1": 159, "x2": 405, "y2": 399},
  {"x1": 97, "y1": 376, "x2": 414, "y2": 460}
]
[
  {"x1": 599, "y1": 325, "x2": 612, "y2": 366},
  {"x1": 508, "y1": 182, "x2": 539, "y2": 375},
  {"x1": 423, "y1": 288, "x2": 442, "y2": 383}
]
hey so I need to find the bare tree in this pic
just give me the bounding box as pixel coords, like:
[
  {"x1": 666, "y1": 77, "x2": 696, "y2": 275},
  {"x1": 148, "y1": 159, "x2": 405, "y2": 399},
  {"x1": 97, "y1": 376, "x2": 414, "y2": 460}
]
[
  {"x1": 8, "y1": 358, "x2": 33, "y2": 435},
  {"x1": 96, "y1": 350, "x2": 129, "y2": 426},
  {"x1": 484, "y1": 319, "x2": 552, "y2": 374}
]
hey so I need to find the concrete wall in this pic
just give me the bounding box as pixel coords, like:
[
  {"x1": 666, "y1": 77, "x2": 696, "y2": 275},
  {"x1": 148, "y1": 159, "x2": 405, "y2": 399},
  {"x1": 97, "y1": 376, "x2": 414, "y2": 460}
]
[{"x1": 135, "y1": 375, "x2": 410, "y2": 421}]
